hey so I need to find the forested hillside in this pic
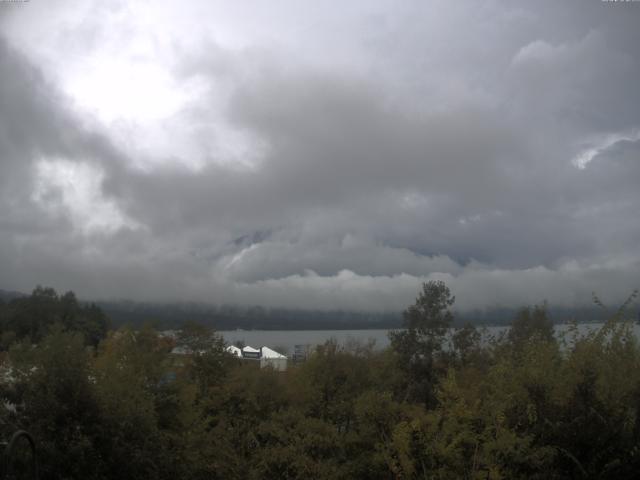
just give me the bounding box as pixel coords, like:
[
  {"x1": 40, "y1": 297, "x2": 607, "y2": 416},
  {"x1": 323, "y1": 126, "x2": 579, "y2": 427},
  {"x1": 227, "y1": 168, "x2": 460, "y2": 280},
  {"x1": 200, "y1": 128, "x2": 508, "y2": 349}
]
[
  {"x1": 0, "y1": 283, "x2": 639, "y2": 479},
  {"x1": 1, "y1": 287, "x2": 609, "y2": 331},
  {"x1": 0, "y1": 286, "x2": 109, "y2": 348}
]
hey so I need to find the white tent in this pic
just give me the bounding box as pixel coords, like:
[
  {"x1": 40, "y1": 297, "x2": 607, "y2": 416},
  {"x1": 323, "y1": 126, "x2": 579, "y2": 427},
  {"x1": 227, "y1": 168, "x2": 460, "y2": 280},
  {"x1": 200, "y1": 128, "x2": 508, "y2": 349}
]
[
  {"x1": 242, "y1": 345, "x2": 261, "y2": 359},
  {"x1": 226, "y1": 345, "x2": 242, "y2": 358},
  {"x1": 260, "y1": 346, "x2": 288, "y2": 371}
]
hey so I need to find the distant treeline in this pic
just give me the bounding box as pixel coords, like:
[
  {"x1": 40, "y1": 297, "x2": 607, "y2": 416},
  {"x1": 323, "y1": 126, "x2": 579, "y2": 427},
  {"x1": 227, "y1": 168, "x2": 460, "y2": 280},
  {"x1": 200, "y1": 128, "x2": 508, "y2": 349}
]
[
  {"x1": 82, "y1": 300, "x2": 620, "y2": 330},
  {"x1": 0, "y1": 287, "x2": 625, "y2": 333}
]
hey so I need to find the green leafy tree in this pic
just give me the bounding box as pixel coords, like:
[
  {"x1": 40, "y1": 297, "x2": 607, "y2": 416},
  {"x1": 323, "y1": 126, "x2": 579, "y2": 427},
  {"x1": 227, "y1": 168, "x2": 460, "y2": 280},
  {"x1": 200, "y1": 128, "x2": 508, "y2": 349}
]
[
  {"x1": 92, "y1": 326, "x2": 179, "y2": 479},
  {"x1": 299, "y1": 339, "x2": 372, "y2": 428},
  {"x1": 508, "y1": 304, "x2": 555, "y2": 348},
  {"x1": 4, "y1": 327, "x2": 105, "y2": 479},
  {"x1": 178, "y1": 321, "x2": 235, "y2": 398},
  {"x1": 452, "y1": 322, "x2": 484, "y2": 366},
  {"x1": 389, "y1": 280, "x2": 455, "y2": 407}
]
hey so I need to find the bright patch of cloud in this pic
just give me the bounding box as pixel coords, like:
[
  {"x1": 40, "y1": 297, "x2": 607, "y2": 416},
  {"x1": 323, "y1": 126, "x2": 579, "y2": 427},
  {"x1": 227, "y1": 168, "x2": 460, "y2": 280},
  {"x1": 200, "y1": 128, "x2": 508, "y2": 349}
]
[
  {"x1": 512, "y1": 39, "x2": 562, "y2": 65},
  {"x1": 32, "y1": 158, "x2": 140, "y2": 234},
  {"x1": 67, "y1": 59, "x2": 194, "y2": 124},
  {"x1": 572, "y1": 129, "x2": 640, "y2": 169}
]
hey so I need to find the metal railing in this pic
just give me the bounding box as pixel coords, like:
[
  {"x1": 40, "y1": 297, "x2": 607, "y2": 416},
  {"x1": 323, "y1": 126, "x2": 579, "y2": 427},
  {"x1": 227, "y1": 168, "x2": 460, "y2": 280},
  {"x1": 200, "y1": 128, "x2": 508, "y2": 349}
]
[{"x1": 1, "y1": 430, "x2": 38, "y2": 480}]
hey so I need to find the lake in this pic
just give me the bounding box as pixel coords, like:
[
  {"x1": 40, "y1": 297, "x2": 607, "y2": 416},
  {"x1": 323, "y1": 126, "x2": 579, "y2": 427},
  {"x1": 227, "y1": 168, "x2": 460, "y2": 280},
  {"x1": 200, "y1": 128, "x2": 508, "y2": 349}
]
[{"x1": 219, "y1": 322, "x2": 637, "y2": 355}]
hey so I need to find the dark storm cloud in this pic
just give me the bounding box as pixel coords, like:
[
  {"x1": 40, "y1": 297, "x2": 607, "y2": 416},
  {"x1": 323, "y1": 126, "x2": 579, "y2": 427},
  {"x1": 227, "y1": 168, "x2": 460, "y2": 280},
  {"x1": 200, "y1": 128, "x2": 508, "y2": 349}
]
[
  {"x1": 1, "y1": 0, "x2": 639, "y2": 310},
  {"x1": 0, "y1": 35, "x2": 142, "y2": 291},
  {"x1": 105, "y1": 72, "x2": 519, "y2": 233},
  {"x1": 0, "y1": 36, "x2": 81, "y2": 235}
]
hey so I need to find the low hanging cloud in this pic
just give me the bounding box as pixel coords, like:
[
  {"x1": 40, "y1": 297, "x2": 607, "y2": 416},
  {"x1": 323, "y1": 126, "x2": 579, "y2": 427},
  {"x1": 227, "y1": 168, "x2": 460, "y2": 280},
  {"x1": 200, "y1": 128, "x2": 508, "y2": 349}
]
[{"x1": 0, "y1": 0, "x2": 639, "y2": 312}]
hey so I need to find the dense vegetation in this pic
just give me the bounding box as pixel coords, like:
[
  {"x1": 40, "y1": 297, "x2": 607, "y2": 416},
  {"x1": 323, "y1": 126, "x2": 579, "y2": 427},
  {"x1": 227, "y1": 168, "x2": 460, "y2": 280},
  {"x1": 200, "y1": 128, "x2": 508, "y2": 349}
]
[
  {"x1": 0, "y1": 286, "x2": 109, "y2": 348},
  {"x1": 0, "y1": 283, "x2": 639, "y2": 479}
]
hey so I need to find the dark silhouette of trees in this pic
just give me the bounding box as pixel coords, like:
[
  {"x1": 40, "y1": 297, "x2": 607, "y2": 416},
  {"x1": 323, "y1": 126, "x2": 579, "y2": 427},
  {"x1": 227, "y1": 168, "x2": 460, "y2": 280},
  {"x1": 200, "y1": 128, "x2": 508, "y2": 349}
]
[
  {"x1": 0, "y1": 286, "x2": 108, "y2": 348},
  {"x1": 389, "y1": 280, "x2": 455, "y2": 407}
]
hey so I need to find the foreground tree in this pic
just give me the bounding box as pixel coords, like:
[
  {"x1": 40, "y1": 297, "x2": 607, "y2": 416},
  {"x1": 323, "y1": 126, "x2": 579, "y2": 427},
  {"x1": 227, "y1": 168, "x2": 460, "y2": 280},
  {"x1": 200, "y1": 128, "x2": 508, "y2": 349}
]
[
  {"x1": 93, "y1": 326, "x2": 179, "y2": 479},
  {"x1": 178, "y1": 321, "x2": 235, "y2": 399},
  {"x1": 3, "y1": 327, "x2": 104, "y2": 479},
  {"x1": 389, "y1": 280, "x2": 455, "y2": 407},
  {"x1": 508, "y1": 303, "x2": 554, "y2": 346}
]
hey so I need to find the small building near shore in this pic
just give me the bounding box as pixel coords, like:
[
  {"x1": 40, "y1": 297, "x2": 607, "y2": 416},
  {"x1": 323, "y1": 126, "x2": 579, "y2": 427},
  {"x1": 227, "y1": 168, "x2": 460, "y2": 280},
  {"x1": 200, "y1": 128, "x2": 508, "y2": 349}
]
[
  {"x1": 174, "y1": 343, "x2": 287, "y2": 371},
  {"x1": 260, "y1": 346, "x2": 288, "y2": 371}
]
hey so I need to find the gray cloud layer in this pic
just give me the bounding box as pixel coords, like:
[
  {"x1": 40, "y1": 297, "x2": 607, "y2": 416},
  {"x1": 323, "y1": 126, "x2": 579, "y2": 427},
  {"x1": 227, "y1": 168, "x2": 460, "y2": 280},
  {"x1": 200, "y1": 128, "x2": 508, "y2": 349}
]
[{"x1": 1, "y1": 0, "x2": 639, "y2": 311}]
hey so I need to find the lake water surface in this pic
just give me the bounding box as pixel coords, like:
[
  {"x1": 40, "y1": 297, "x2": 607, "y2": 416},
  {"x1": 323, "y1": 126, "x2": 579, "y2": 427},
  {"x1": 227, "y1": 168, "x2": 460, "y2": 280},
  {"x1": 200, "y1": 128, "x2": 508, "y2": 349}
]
[{"x1": 219, "y1": 322, "x2": 638, "y2": 355}]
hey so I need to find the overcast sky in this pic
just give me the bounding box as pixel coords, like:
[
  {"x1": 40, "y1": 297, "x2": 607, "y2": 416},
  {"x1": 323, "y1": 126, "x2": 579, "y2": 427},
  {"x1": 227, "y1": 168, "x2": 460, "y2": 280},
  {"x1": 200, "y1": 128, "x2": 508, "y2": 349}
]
[{"x1": 0, "y1": 0, "x2": 639, "y2": 312}]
